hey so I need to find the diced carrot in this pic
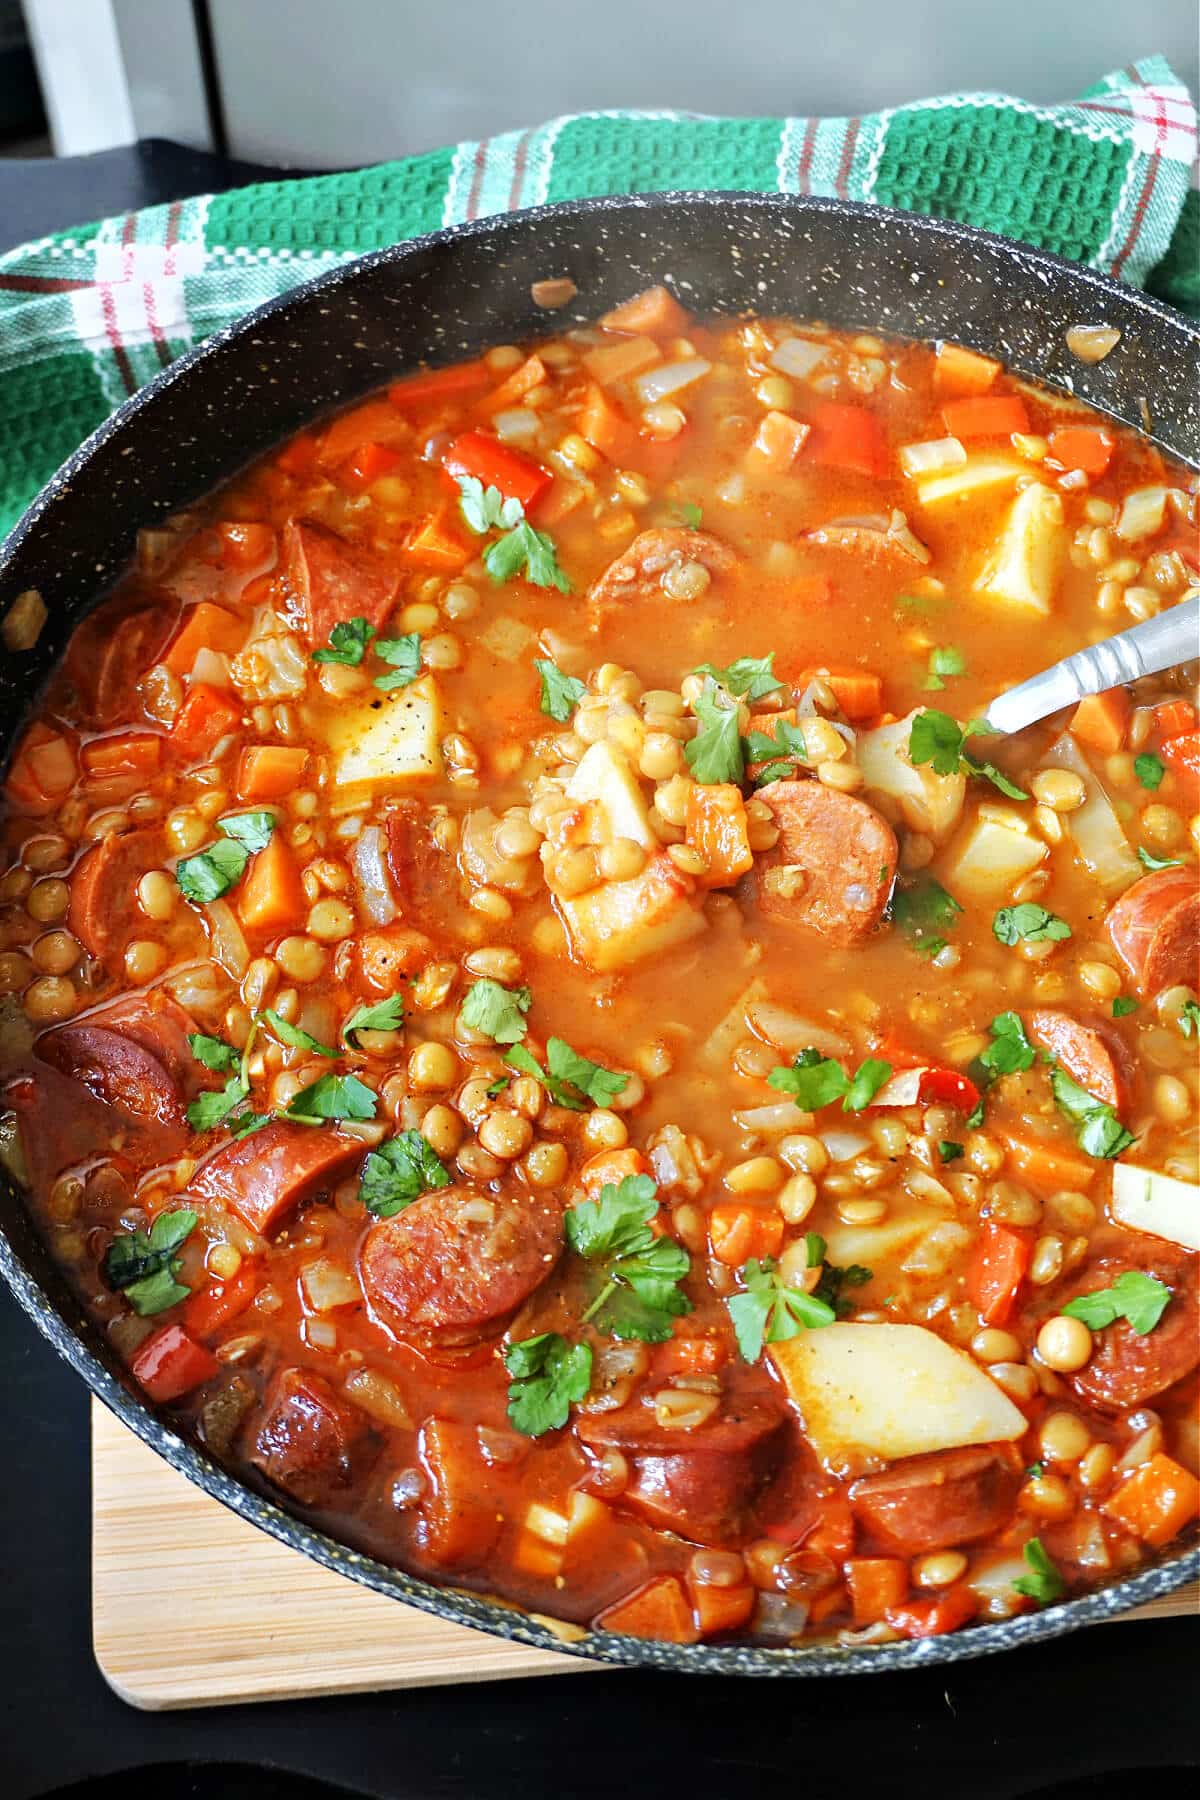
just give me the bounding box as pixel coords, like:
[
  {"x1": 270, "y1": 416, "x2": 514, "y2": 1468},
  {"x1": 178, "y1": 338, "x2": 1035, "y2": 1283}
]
[
  {"x1": 802, "y1": 401, "x2": 888, "y2": 478},
  {"x1": 236, "y1": 745, "x2": 311, "y2": 803},
  {"x1": 576, "y1": 383, "x2": 633, "y2": 459},
  {"x1": 1048, "y1": 426, "x2": 1114, "y2": 478},
  {"x1": 798, "y1": 666, "x2": 883, "y2": 721},
  {"x1": 965, "y1": 1221, "x2": 1032, "y2": 1327},
  {"x1": 485, "y1": 353, "x2": 548, "y2": 412},
  {"x1": 941, "y1": 395, "x2": 1031, "y2": 440},
  {"x1": 404, "y1": 508, "x2": 472, "y2": 571},
  {"x1": 1160, "y1": 730, "x2": 1200, "y2": 801},
  {"x1": 933, "y1": 341, "x2": 1001, "y2": 397},
  {"x1": 1102, "y1": 1453, "x2": 1200, "y2": 1548},
  {"x1": 685, "y1": 784, "x2": 753, "y2": 889},
  {"x1": 885, "y1": 1584, "x2": 978, "y2": 1639},
  {"x1": 578, "y1": 1147, "x2": 652, "y2": 1197},
  {"x1": 688, "y1": 1577, "x2": 757, "y2": 1638},
  {"x1": 809, "y1": 1583, "x2": 848, "y2": 1626},
  {"x1": 340, "y1": 441, "x2": 404, "y2": 490},
  {"x1": 651, "y1": 1334, "x2": 728, "y2": 1380},
  {"x1": 387, "y1": 359, "x2": 488, "y2": 410},
  {"x1": 275, "y1": 432, "x2": 319, "y2": 477},
  {"x1": 1001, "y1": 1131, "x2": 1097, "y2": 1196},
  {"x1": 1070, "y1": 687, "x2": 1132, "y2": 754},
  {"x1": 599, "y1": 285, "x2": 689, "y2": 337},
  {"x1": 238, "y1": 831, "x2": 306, "y2": 934},
  {"x1": 745, "y1": 409, "x2": 811, "y2": 473},
  {"x1": 317, "y1": 398, "x2": 411, "y2": 467},
  {"x1": 81, "y1": 731, "x2": 162, "y2": 780},
  {"x1": 708, "y1": 1204, "x2": 785, "y2": 1269},
  {"x1": 131, "y1": 1324, "x2": 219, "y2": 1403},
  {"x1": 596, "y1": 1574, "x2": 699, "y2": 1643},
  {"x1": 1155, "y1": 700, "x2": 1197, "y2": 741},
  {"x1": 583, "y1": 335, "x2": 661, "y2": 386},
  {"x1": 169, "y1": 683, "x2": 242, "y2": 757},
  {"x1": 216, "y1": 521, "x2": 275, "y2": 568},
  {"x1": 845, "y1": 1557, "x2": 909, "y2": 1625},
  {"x1": 442, "y1": 431, "x2": 551, "y2": 510},
  {"x1": 182, "y1": 1261, "x2": 259, "y2": 1338},
  {"x1": 163, "y1": 602, "x2": 247, "y2": 675}
]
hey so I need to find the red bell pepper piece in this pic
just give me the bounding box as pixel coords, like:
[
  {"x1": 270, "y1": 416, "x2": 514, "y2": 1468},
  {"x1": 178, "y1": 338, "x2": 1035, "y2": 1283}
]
[
  {"x1": 885, "y1": 1584, "x2": 978, "y2": 1639},
  {"x1": 182, "y1": 1262, "x2": 259, "y2": 1338},
  {"x1": 940, "y1": 395, "x2": 1031, "y2": 440},
  {"x1": 341, "y1": 441, "x2": 404, "y2": 490},
  {"x1": 387, "y1": 359, "x2": 489, "y2": 409},
  {"x1": 1046, "y1": 426, "x2": 1114, "y2": 478},
  {"x1": 965, "y1": 1222, "x2": 1033, "y2": 1327},
  {"x1": 1160, "y1": 730, "x2": 1200, "y2": 802},
  {"x1": 918, "y1": 1067, "x2": 982, "y2": 1112},
  {"x1": 131, "y1": 1324, "x2": 219, "y2": 1403},
  {"x1": 802, "y1": 401, "x2": 888, "y2": 478},
  {"x1": 442, "y1": 431, "x2": 551, "y2": 511},
  {"x1": 1154, "y1": 700, "x2": 1197, "y2": 741}
]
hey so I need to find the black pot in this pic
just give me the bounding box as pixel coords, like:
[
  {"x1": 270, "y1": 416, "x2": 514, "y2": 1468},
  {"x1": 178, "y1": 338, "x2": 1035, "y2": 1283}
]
[{"x1": 1, "y1": 193, "x2": 1197, "y2": 1676}]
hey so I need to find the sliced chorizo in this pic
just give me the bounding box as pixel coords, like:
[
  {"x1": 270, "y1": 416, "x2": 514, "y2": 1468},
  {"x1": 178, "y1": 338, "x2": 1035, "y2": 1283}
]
[
  {"x1": 415, "y1": 1417, "x2": 504, "y2": 1568},
  {"x1": 66, "y1": 595, "x2": 175, "y2": 724},
  {"x1": 68, "y1": 826, "x2": 166, "y2": 971},
  {"x1": 1106, "y1": 868, "x2": 1199, "y2": 999},
  {"x1": 1065, "y1": 1249, "x2": 1200, "y2": 1411},
  {"x1": 278, "y1": 518, "x2": 400, "y2": 647},
  {"x1": 384, "y1": 799, "x2": 457, "y2": 933},
  {"x1": 39, "y1": 991, "x2": 205, "y2": 1127},
  {"x1": 587, "y1": 528, "x2": 737, "y2": 617},
  {"x1": 360, "y1": 1185, "x2": 563, "y2": 1348},
  {"x1": 248, "y1": 1367, "x2": 377, "y2": 1508},
  {"x1": 850, "y1": 1447, "x2": 1020, "y2": 1555},
  {"x1": 188, "y1": 1119, "x2": 366, "y2": 1236},
  {"x1": 1027, "y1": 1009, "x2": 1132, "y2": 1111},
  {"x1": 755, "y1": 778, "x2": 897, "y2": 947},
  {"x1": 576, "y1": 1387, "x2": 787, "y2": 1546}
]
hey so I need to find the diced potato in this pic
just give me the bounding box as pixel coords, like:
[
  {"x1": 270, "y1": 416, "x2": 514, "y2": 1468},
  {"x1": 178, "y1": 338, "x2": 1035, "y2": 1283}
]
[
  {"x1": 566, "y1": 740, "x2": 656, "y2": 848},
  {"x1": 858, "y1": 709, "x2": 966, "y2": 840},
  {"x1": 915, "y1": 454, "x2": 1023, "y2": 508},
  {"x1": 701, "y1": 978, "x2": 768, "y2": 1069},
  {"x1": 1041, "y1": 733, "x2": 1140, "y2": 896},
  {"x1": 975, "y1": 482, "x2": 1065, "y2": 613},
  {"x1": 328, "y1": 675, "x2": 443, "y2": 789},
  {"x1": 558, "y1": 851, "x2": 706, "y2": 972},
  {"x1": 1111, "y1": 1165, "x2": 1200, "y2": 1253},
  {"x1": 770, "y1": 1322, "x2": 1027, "y2": 1475},
  {"x1": 939, "y1": 803, "x2": 1047, "y2": 902},
  {"x1": 1114, "y1": 486, "x2": 1169, "y2": 543},
  {"x1": 822, "y1": 1209, "x2": 943, "y2": 1271}
]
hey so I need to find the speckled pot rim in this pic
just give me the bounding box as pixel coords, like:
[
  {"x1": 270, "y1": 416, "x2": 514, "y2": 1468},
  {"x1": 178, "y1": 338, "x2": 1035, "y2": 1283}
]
[{"x1": 0, "y1": 192, "x2": 1197, "y2": 1679}]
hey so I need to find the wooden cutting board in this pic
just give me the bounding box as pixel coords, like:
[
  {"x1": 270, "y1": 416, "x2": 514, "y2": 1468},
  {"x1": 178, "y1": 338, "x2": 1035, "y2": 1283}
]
[{"x1": 92, "y1": 1401, "x2": 1197, "y2": 1710}]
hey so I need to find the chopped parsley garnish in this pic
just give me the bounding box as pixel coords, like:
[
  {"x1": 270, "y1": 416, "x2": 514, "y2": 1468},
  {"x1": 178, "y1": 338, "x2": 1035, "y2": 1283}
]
[
  {"x1": 566, "y1": 1174, "x2": 692, "y2": 1342},
  {"x1": 374, "y1": 633, "x2": 423, "y2": 692},
  {"x1": 1133, "y1": 753, "x2": 1165, "y2": 791},
  {"x1": 1112, "y1": 996, "x2": 1138, "y2": 1019},
  {"x1": 978, "y1": 1011, "x2": 1037, "y2": 1079},
  {"x1": 312, "y1": 616, "x2": 376, "y2": 666},
  {"x1": 1013, "y1": 1537, "x2": 1065, "y2": 1608},
  {"x1": 908, "y1": 709, "x2": 1029, "y2": 800},
  {"x1": 806, "y1": 1231, "x2": 873, "y2": 1317},
  {"x1": 892, "y1": 876, "x2": 962, "y2": 959},
  {"x1": 671, "y1": 500, "x2": 704, "y2": 528},
  {"x1": 1062, "y1": 1268, "x2": 1172, "y2": 1336},
  {"x1": 768, "y1": 1048, "x2": 892, "y2": 1114},
  {"x1": 360, "y1": 1131, "x2": 451, "y2": 1218},
  {"x1": 534, "y1": 657, "x2": 586, "y2": 722},
  {"x1": 684, "y1": 678, "x2": 744, "y2": 785},
  {"x1": 103, "y1": 1208, "x2": 197, "y2": 1317},
  {"x1": 938, "y1": 1140, "x2": 964, "y2": 1162},
  {"x1": 1137, "y1": 845, "x2": 1183, "y2": 871},
  {"x1": 922, "y1": 645, "x2": 967, "y2": 691},
  {"x1": 218, "y1": 811, "x2": 276, "y2": 852},
  {"x1": 176, "y1": 811, "x2": 275, "y2": 904},
  {"x1": 693, "y1": 653, "x2": 784, "y2": 703},
  {"x1": 726, "y1": 1254, "x2": 836, "y2": 1362},
  {"x1": 1049, "y1": 1065, "x2": 1135, "y2": 1160},
  {"x1": 743, "y1": 716, "x2": 809, "y2": 786},
  {"x1": 506, "y1": 1038, "x2": 628, "y2": 1111},
  {"x1": 262, "y1": 1009, "x2": 337, "y2": 1057},
  {"x1": 187, "y1": 1033, "x2": 240, "y2": 1074},
  {"x1": 342, "y1": 993, "x2": 405, "y2": 1041},
  {"x1": 993, "y1": 903, "x2": 1072, "y2": 946},
  {"x1": 186, "y1": 1075, "x2": 252, "y2": 1133},
  {"x1": 286, "y1": 1071, "x2": 377, "y2": 1122},
  {"x1": 460, "y1": 978, "x2": 532, "y2": 1045},
  {"x1": 504, "y1": 1332, "x2": 593, "y2": 1438},
  {"x1": 1179, "y1": 999, "x2": 1200, "y2": 1039},
  {"x1": 457, "y1": 474, "x2": 523, "y2": 535},
  {"x1": 485, "y1": 519, "x2": 571, "y2": 593}
]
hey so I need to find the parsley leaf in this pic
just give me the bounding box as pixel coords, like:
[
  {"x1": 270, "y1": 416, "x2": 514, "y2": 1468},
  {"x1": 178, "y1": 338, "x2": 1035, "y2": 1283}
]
[
  {"x1": 922, "y1": 645, "x2": 967, "y2": 691},
  {"x1": 1134, "y1": 753, "x2": 1165, "y2": 791},
  {"x1": 1049, "y1": 1065, "x2": 1135, "y2": 1160},
  {"x1": 1179, "y1": 999, "x2": 1200, "y2": 1039},
  {"x1": 892, "y1": 876, "x2": 961, "y2": 959},
  {"x1": 811, "y1": 1254, "x2": 873, "y2": 1319},
  {"x1": 1112, "y1": 996, "x2": 1138, "y2": 1019},
  {"x1": 843, "y1": 1058, "x2": 893, "y2": 1112},
  {"x1": 671, "y1": 501, "x2": 704, "y2": 528},
  {"x1": 908, "y1": 709, "x2": 1028, "y2": 799},
  {"x1": 1137, "y1": 845, "x2": 1183, "y2": 871},
  {"x1": 374, "y1": 633, "x2": 423, "y2": 692},
  {"x1": 1063, "y1": 1268, "x2": 1172, "y2": 1336},
  {"x1": 743, "y1": 716, "x2": 809, "y2": 783},
  {"x1": 938, "y1": 1140, "x2": 964, "y2": 1162},
  {"x1": 979, "y1": 1011, "x2": 1037, "y2": 1079},
  {"x1": 186, "y1": 1074, "x2": 251, "y2": 1133},
  {"x1": 218, "y1": 811, "x2": 276, "y2": 853},
  {"x1": 485, "y1": 519, "x2": 571, "y2": 593},
  {"x1": 693, "y1": 654, "x2": 783, "y2": 703},
  {"x1": 176, "y1": 835, "x2": 251, "y2": 904},
  {"x1": 342, "y1": 993, "x2": 405, "y2": 1041},
  {"x1": 533, "y1": 657, "x2": 586, "y2": 722},
  {"x1": 312, "y1": 616, "x2": 375, "y2": 666},
  {"x1": 261, "y1": 1008, "x2": 337, "y2": 1057},
  {"x1": 457, "y1": 474, "x2": 523, "y2": 536},
  {"x1": 286, "y1": 1072, "x2": 377, "y2": 1122},
  {"x1": 768, "y1": 1049, "x2": 892, "y2": 1113},
  {"x1": 726, "y1": 1256, "x2": 836, "y2": 1362},
  {"x1": 360, "y1": 1131, "x2": 451, "y2": 1218},
  {"x1": 187, "y1": 1033, "x2": 240, "y2": 1074},
  {"x1": 507, "y1": 1038, "x2": 628, "y2": 1110},
  {"x1": 103, "y1": 1208, "x2": 197, "y2": 1317},
  {"x1": 460, "y1": 978, "x2": 532, "y2": 1045},
  {"x1": 1012, "y1": 1537, "x2": 1065, "y2": 1608},
  {"x1": 685, "y1": 678, "x2": 744, "y2": 785},
  {"x1": 993, "y1": 903, "x2": 1072, "y2": 946},
  {"x1": 504, "y1": 1333, "x2": 593, "y2": 1437},
  {"x1": 567, "y1": 1175, "x2": 692, "y2": 1343}
]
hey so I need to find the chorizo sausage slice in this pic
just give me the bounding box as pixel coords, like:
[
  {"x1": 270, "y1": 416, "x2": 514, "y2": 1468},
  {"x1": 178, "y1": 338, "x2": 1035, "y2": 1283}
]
[
  {"x1": 68, "y1": 826, "x2": 167, "y2": 971},
  {"x1": 39, "y1": 991, "x2": 206, "y2": 1127},
  {"x1": 1027, "y1": 1009, "x2": 1132, "y2": 1111},
  {"x1": 188, "y1": 1119, "x2": 366, "y2": 1236},
  {"x1": 278, "y1": 518, "x2": 400, "y2": 647},
  {"x1": 384, "y1": 799, "x2": 456, "y2": 932},
  {"x1": 587, "y1": 528, "x2": 737, "y2": 617},
  {"x1": 248, "y1": 1367, "x2": 377, "y2": 1508},
  {"x1": 1065, "y1": 1249, "x2": 1200, "y2": 1411},
  {"x1": 850, "y1": 1447, "x2": 1019, "y2": 1555},
  {"x1": 415, "y1": 1417, "x2": 504, "y2": 1568},
  {"x1": 755, "y1": 779, "x2": 897, "y2": 947},
  {"x1": 359, "y1": 1185, "x2": 563, "y2": 1347},
  {"x1": 1106, "y1": 868, "x2": 1199, "y2": 999},
  {"x1": 66, "y1": 596, "x2": 176, "y2": 724},
  {"x1": 577, "y1": 1389, "x2": 787, "y2": 1546}
]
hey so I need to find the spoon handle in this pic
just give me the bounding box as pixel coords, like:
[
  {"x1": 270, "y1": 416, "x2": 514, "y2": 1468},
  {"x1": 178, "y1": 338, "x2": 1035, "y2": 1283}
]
[{"x1": 982, "y1": 597, "x2": 1199, "y2": 737}]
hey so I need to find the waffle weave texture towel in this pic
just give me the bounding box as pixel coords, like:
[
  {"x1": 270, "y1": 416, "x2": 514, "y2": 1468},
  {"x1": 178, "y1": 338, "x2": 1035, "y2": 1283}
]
[{"x1": 0, "y1": 55, "x2": 1195, "y2": 538}]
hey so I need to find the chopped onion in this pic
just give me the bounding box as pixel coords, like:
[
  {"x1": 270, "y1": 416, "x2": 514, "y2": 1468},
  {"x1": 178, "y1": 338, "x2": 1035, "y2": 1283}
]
[
  {"x1": 164, "y1": 960, "x2": 233, "y2": 1021},
  {"x1": 1, "y1": 587, "x2": 47, "y2": 652},
  {"x1": 344, "y1": 1367, "x2": 413, "y2": 1429},
  {"x1": 1115, "y1": 486, "x2": 1169, "y2": 543},
  {"x1": 901, "y1": 1220, "x2": 971, "y2": 1275},
  {"x1": 733, "y1": 1101, "x2": 814, "y2": 1135},
  {"x1": 819, "y1": 1129, "x2": 870, "y2": 1163},
  {"x1": 869, "y1": 1068, "x2": 926, "y2": 1107},
  {"x1": 300, "y1": 1257, "x2": 361, "y2": 1313},
  {"x1": 492, "y1": 407, "x2": 539, "y2": 444},
  {"x1": 479, "y1": 615, "x2": 535, "y2": 662},
  {"x1": 769, "y1": 337, "x2": 829, "y2": 380},
  {"x1": 701, "y1": 979, "x2": 768, "y2": 1068},
  {"x1": 1065, "y1": 323, "x2": 1121, "y2": 364},
  {"x1": 204, "y1": 899, "x2": 249, "y2": 978},
  {"x1": 353, "y1": 824, "x2": 398, "y2": 925},
  {"x1": 754, "y1": 1592, "x2": 811, "y2": 1639},
  {"x1": 634, "y1": 358, "x2": 712, "y2": 405},
  {"x1": 531, "y1": 277, "x2": 577, "y2": 309},
  {"x1": 303, "y1": 1318, "x2": 338, "y2": 1350},
  {"x1": 189, "y1": 647, "x2": 232, "y2": 688},
  {"x1": 899, "y1": 437, "x2": 966, "y2": 479},
  {"x1": 745, "y1": 998, "x2": 850, "y2": 1057}
]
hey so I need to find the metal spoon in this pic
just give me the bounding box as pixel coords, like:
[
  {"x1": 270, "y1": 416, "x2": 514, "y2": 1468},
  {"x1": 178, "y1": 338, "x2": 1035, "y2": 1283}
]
[{"x1": 981, "y1": 595, "x2": 1199, "y2": 737}]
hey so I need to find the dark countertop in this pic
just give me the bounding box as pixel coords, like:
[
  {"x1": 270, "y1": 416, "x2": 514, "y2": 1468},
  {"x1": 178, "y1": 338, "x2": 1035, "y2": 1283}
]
[{"x1": 0, "y1": 141, "x2": 1196, "y2": 1800}]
